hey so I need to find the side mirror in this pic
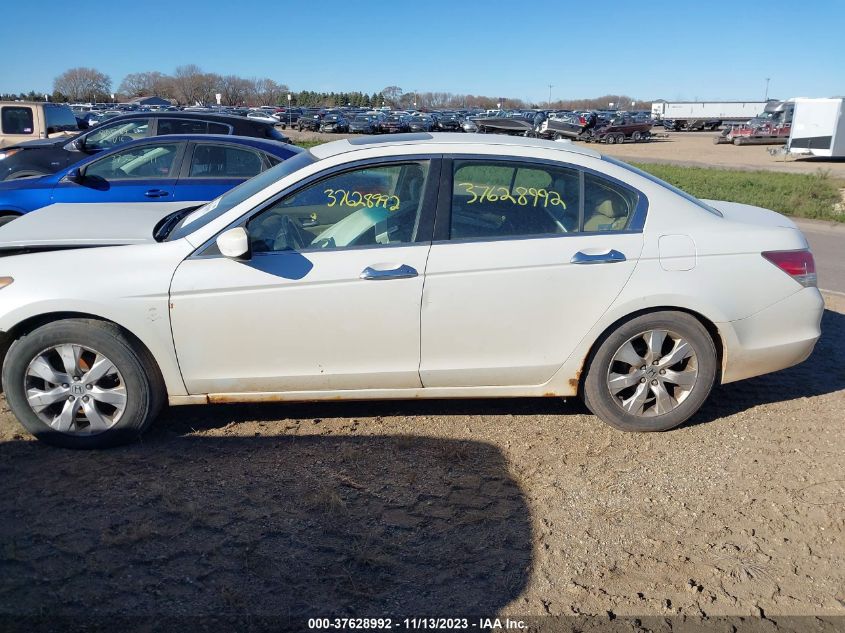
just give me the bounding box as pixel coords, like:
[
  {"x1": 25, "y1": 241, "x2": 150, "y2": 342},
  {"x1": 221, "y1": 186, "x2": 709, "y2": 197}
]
[
  {"x1": 216, "y1": 227, "x2": 251, "y2": 260},
  {"x1": 64, "y1": 168, "x2": 83, "y2": 184}
]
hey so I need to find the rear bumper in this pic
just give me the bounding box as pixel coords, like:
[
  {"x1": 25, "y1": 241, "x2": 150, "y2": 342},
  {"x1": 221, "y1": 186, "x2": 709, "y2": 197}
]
[{"x1": 718, "y1": 287, "x2": 824, "y2": 384}]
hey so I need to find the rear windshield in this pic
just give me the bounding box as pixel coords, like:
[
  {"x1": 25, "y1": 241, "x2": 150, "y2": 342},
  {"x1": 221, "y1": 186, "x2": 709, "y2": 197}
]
[
  {"x1": 1, "y1": 106, "x2": 34, "y2": 134},
  {"x1": 167, "y1": 148, "x2": 315, "y2": 241}
]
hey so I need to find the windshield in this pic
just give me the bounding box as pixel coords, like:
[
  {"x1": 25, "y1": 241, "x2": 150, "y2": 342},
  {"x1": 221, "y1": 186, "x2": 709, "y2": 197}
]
[
  {"x1": 166, "y1": 149, "x2": 317, "y2": 241},
  {"x1": 602, "y1": 156, "x2": 722, "y2": 217}
]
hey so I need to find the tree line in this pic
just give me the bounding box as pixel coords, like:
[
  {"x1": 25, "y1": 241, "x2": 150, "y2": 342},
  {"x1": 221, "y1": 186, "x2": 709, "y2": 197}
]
[{"x1": 1, "y1": 65, "x2": 648, "y2": 111}]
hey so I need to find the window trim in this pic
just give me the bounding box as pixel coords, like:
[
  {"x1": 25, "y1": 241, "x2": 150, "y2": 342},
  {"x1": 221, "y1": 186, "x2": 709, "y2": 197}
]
[
  {"x1": 179, "y1": 141, "x2": 269, "y2": 180},
  {"x1": 191, "y1": 154, "x2": 442, "y2": 259},
  {"x1": 1, "y1": 106, "x2": 35, "y2": 136},
  {"x1": 81, "y1": 140, "x2": 187, "y2": 182},
  {"x1": 432, "y1": 154, "x2": 648, "y2": 246}
]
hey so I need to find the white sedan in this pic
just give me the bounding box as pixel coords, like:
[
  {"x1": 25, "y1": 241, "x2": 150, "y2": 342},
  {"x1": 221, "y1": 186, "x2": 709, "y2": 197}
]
[{"x1": 0, "y1": 134, "x2": 823, "y2": 448}]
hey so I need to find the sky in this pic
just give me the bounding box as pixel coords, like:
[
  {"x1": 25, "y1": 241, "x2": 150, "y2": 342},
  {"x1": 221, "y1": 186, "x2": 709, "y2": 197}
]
[{"x1": 1, "y1": 0, "x2": 843, "y2": 103}]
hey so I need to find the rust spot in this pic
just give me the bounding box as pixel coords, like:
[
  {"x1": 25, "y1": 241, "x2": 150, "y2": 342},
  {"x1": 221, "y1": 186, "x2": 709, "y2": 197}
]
[{"x1": 543, "y1": 392, "x2": 557, "y2": 397}]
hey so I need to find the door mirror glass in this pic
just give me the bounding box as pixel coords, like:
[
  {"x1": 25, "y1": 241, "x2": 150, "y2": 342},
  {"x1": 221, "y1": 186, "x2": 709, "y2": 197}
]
[
  {"x1": 64, "y1": 168, "x2": 82, "y2": 184},
  {"x1": 216, "y1": 227, "x2": 251, "y2": 259}
]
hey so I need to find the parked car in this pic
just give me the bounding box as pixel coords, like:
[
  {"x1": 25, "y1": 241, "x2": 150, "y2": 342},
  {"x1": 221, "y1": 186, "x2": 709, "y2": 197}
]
[
  {"x1": 1, "y1": 102, "x2": 79, "y2": 150},
  {"x1": 297, "y1": 112, "x2": 322, "y2": 131},
  {"x1": 0, "y1": 112, "x2": 291, "y2": 181},
  {"x1": 436, "y1": 113, "x2": 462, "y2": 131},
  {"x1": 275, "y1": 108, "x2": 302, "y2": 129},
  {"x1": 407, "y1": 115, "x2": 435, "y2": 132},
  {"x1": 0, "y1": 135, "x2": 299, "y2": 224},
  {"x1": 379, "y1": 114, "x2": 409, "y2": 133},
  {"x1": 0, "y1": 134, "x2": 822, "y2": 448},
  {"x1": 319, "y1": 114, "x2": 349, "y2": 133},
  {"x1": 348, "y1": 115, "x2": 379, "y2": 134}
]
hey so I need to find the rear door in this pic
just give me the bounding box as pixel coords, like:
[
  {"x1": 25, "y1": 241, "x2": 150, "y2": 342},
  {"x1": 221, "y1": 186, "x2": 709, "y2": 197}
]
[
  {"x1": 51, "y1": 140, "x2": 185, "y2": 204},
  {"x1": 419, "y1": 157, "x2": 645, "y2": 388},
  {"x1": 171, "y1": 141, "x2": 271, "y2": 202}
]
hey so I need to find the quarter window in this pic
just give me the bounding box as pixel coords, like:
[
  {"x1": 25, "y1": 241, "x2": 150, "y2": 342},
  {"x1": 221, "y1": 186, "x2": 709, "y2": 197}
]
[
  {"x1": 189, "y1": 145, "x2": 264, "y2": 178},
  {"x1": 85, "y1": 143, "x2": 180, "y2": 180},
  {"x1": 583, "y1": 173, "x2": 638, "y2": 231},
  {"x1": 450, "y1": 160, "x2": 580, "y2": 239},
  {"x1": 247, "y1": 161, "x2": 429, "y2": 253},
  {"x1": 1, "y1": 107, "x2": 34, "y2": 135}
]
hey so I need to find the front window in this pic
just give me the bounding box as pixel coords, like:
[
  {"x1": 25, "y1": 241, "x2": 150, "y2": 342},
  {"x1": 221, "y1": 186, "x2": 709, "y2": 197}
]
[
  {"x1": 157, "y1": 118, "x2": 231, "y2": 135},
  {"x1": 84, "y1": 119, "x2": 150, "y2": 150},
  {"x1": 85, "y1": 143, "x2": 180, "y2": 179},
  {"x1": 247, "y1": 161, "x2": 430, "y2": 253},
  {"x1": 1, "y1": 106, "x2": 34, "y2": 135}
]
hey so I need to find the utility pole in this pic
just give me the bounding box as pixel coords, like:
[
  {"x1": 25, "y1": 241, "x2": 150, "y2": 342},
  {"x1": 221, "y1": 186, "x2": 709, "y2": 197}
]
[
  {"x1": 548, "y1": 84, "x2": 553, "y2": 108},
  {"x1": 764, "y1": 77, "x2": 771, "y2": 101}
]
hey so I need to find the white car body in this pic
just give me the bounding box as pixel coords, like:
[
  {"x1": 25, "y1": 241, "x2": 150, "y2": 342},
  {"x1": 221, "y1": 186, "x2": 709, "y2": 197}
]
[{"x1": 0, "y1": 134, "x2": 823, "y2": 424}]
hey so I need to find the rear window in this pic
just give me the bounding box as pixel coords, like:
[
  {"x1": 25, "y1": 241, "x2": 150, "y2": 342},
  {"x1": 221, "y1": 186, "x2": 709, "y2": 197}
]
[
  {"x1": 157, "y1": 119, "x2": 231, "y2": 135},
  {"x1": 44, "y1": 105, "x2": 79, "y2": 133},
  {"x1": 1, "y1": 106, "x2": 34, "y2": 135}
]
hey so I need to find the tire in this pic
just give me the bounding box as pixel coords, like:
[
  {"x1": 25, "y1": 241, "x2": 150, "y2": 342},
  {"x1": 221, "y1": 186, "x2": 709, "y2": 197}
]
[
  {"x1": 631, "y1": 131, "x2": 642, "y2": 142},
  {"x1": 0, "y1": 214, "x2": 20, "y2": 227},
  {"x1": 6, "y1": 171, "x2": 47, "y2": 181},
  {"x1": 604, "y1": 135, "x2": 615, "y2": 144},
  {"x1": 2, "y1": 319, "x2": 165, "y2": 449},
  {"x1": 582, "y1": 311, "x2": 717, "y2": 432},
  {"x1": 616, "y1": 134, "x2": 626, "y2": 144}
]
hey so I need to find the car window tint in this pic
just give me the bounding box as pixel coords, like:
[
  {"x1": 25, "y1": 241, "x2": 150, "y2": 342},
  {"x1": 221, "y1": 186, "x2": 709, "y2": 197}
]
[
  {"x1": 157, "y1": 119, "x2": 230, "y2": 135},
  {"x1": 85, "y1": 119, "x2": 150, "y2": 150},
  {"x1": 583, "y1": 173, "x2": 638, "y2": 232},
  {"x1": 44, "y1": 105, "x2": 78, "y2": 133},
  {"x1": 1, "y1": 106, "x2": 34, "y2": 135},
  {"x1": 85, "y1": 143, "x2": 179, "y2": 180},
  {"x1": 247, "y1": 161, "x2": 429, "y2": 253},
  {"x1": 451, "y1": 160, "x2": 579, "y2": 240},
  {"x1": 189, "y1": 145, "x2": 264, "y2": 178}
]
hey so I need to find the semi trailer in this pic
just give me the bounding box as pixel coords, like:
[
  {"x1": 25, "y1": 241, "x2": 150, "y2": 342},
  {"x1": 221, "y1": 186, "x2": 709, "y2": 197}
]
[{"x1": 651, "y1": 100, "x2": 772, "y2": 131}]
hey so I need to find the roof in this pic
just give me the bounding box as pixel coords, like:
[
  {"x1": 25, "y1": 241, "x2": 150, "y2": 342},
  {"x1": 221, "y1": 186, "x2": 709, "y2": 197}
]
[{"x1": 309, "y1": 132, "x2": 602, "y2": 160}]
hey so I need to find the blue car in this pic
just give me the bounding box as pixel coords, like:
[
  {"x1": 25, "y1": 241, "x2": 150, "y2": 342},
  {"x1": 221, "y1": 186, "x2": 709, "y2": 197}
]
[{"x1": 0, "y1": 135, "x2": 300, "y2": 225}]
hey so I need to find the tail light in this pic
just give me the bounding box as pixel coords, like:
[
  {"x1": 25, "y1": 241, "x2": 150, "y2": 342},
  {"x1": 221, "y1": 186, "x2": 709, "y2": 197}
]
[{"x1": 762, "y1": 249, "x2": 817, "y2": 287}]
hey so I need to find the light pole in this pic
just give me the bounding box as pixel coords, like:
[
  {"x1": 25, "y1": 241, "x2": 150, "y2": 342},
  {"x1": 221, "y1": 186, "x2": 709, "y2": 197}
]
[
  {"x1": 287, "y1": 92, "x2": 292, "y2": 127},
  {"x1": 764, "y1": 77, "x2": 771, "y2": 101},
  {"x1": 548, "y1": 84, "x2": 553, "y2": 108}
]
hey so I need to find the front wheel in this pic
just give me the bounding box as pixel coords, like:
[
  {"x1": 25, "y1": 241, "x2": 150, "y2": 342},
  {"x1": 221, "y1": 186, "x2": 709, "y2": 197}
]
[
  {"x1": 2, "y1": 319, "x2": 165, "y2": 448},
  {"x1": 583, "y1": 311, "x2": 717, "y2": 432}
]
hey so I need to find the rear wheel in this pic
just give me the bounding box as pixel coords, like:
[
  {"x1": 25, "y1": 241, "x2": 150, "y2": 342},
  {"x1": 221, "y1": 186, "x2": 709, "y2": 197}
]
[
  {"x1": 583, "y1": 311, "x2": 717, "y2": 432},
  {"x1": 604, "y1": 135, "x2": 615, "y2": 144},
  {"x1": 2, "y1": 319, "x2": 165, "y2": 449},
  {"x1": 631, "y1": 131, "x2": 642, "y2": 142}
]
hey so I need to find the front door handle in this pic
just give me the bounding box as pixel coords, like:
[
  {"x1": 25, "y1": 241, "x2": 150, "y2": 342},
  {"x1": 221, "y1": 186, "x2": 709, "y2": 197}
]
[
  {"x1": 144, "y1": 189, "x2": 169, "y2": 198},
  {"x1": 360, "y1": 264, "x2": 418, "y2": 280},
  {"x1": 571, "y1": 249, "x2": 626, "y2": 264}
]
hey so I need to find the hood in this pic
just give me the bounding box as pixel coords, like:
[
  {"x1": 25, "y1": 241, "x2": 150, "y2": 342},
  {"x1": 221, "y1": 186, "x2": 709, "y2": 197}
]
[
  {"x1": 5, "y1": 136, "x2": 72, "y2": 150},
  {"x1": 702, "y1": 199, "x2": 798, "y2": 230},
  {"x1": 0, "y1": 201, "x2": 205, "y2": 249}
]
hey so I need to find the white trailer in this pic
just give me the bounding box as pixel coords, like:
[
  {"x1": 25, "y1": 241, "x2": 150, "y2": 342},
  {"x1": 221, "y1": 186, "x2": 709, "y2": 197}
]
[
  {"x1": 651, "y1": 101, "x2": 771, "y2": 130},
  {"x1": 786, "y1": 98, "x2": 845, "y2": 158}
]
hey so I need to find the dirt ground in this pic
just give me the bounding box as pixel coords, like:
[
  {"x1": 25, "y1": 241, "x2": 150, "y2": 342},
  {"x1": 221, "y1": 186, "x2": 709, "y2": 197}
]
[
  {"x1": 0, "y1": 295, "x2": 842, "y2": 631},
  {"x1": 284, "y1": 128, "x2": 845, "y2": 177}
]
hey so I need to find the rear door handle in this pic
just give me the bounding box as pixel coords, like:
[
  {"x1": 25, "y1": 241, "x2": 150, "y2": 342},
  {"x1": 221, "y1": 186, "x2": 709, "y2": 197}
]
[
  {"x1": 571, "y1": 249, "x2": 626, "y2": 264},
  {"x1": 144, "y1": 189, "x2": 169, "y2": 198},
  {"x1": 360, "y1": 264, "x2": 418, "y2": 280}
]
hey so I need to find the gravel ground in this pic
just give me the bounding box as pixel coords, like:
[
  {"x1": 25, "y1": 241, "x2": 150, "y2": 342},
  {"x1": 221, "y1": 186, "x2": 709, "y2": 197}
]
[
  {"x1": 0, "y1": 294, "x2": 842, "y2": 631},
  {"x1": 284, "y1": 128, "x2": 845, "y2": 177}
]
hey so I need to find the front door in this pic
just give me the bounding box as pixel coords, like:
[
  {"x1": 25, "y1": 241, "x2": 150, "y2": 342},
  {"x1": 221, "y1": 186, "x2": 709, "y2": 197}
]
[
  {"x1": 420, "y1": 158, "x2": 644, "y2": 388},
  {"x1": 51, "y1": 140, "x2": 183, "y2": 204},
  {"x1": 172, "y1": 142, "x2": 269, "y2": 202},
  {"x1": 170, "y1": 159, "x2": 438, "y2": 395}
]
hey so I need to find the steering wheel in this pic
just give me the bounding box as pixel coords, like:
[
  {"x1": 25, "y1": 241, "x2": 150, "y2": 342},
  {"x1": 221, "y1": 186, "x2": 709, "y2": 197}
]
[{"x1": 271, "y1": 215, "x2": 310, "y2": 251}]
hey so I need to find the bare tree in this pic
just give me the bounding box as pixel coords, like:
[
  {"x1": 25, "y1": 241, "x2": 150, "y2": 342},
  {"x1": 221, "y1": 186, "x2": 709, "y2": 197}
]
[
  {"x1": 118, "y1": 71, "x2": 172, "y2": 99},
  {"x1": 171, "y1": 65, "x2": 219, "y2": 105},
  {"x1": 53, "y1": 67, "x2": 112, "y2": 102},
  {"x1": 249, "y1": 78, "x2": 289, "y2": 106},
  {"x1": 219, "y1": 75, "x2": 251, "y2": 106},
  {"x1": 381, "y1": 86, "x2": 403, "y2": 106}
]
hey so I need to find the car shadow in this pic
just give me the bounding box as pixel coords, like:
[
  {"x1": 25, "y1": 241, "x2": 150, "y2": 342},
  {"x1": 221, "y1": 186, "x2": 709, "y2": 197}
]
[{"x1": 0, "y1": 435, "x2": 532, "y2": 628}]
